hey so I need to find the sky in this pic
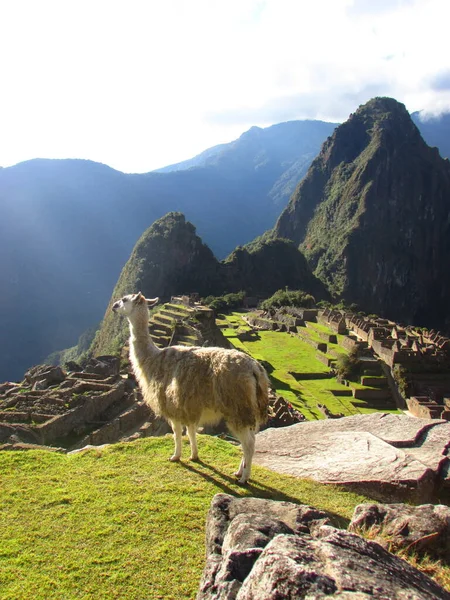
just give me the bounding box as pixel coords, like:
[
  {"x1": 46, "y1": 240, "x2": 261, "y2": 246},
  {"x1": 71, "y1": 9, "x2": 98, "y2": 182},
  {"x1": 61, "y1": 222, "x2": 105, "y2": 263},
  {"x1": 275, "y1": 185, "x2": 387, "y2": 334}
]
[{"x1": 1, "y1": 0, "x2": 449, "y2": 173}]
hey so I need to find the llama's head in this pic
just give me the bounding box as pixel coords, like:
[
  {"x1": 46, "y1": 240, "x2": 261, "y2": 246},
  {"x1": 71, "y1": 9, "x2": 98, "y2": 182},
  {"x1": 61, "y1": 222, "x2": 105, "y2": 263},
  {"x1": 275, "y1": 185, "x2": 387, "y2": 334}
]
[{"x1": 112, "y1": 293, "x2": 159, "y2": 318}]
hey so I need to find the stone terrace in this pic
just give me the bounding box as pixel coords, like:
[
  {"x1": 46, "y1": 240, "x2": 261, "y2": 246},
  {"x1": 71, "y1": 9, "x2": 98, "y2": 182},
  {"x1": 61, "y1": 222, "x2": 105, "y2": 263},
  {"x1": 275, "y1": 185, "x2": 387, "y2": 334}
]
[
  {"x1": 0, "y1": 359, "x2": 167, "y2": 451},
  {"x1": 320, "y1": 309, "x2": 450, "y2": 419}
]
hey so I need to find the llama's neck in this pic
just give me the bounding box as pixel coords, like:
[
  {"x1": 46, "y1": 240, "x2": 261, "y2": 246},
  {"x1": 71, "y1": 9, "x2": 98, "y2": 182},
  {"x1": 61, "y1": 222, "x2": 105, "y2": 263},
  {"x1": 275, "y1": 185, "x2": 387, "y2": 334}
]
[{"x1": 128, "y1": 312, "x2": 159, "y2": 367}]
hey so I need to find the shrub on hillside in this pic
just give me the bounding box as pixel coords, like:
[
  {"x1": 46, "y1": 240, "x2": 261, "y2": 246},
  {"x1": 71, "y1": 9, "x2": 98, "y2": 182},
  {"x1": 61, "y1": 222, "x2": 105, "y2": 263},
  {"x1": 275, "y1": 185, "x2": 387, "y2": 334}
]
[
  {"x1": 260, "y1": 289, "x2": 315, "y2": 310},
  {"x1": 203, "y1": 291, "x2": 246, "y2": 312},
  {"x1": 335, "y1": 347, "x2": 362, "y2": 382},
  {"x1": 317, "y1": 300, "x2": 359, "y2": 312},
  {"x1": 393, "y1": 365, "x2": 411, "y2": 397}
]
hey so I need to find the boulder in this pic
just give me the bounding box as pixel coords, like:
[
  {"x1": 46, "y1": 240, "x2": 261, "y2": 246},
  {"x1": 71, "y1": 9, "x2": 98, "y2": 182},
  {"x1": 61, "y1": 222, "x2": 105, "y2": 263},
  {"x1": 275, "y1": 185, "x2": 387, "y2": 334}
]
[
  {"x1": 64, "y1": 361, "x2": 82, "y2": 372},
  {"x1": 197, "y1": 494, "x2": 450, "y2": 600},
  {"x1": 0, "y1": 382, "x2": 20, "y2": 395},
  {"x1": 254, "y1": 413, "x2": 450, "y2": 502},
  {"x1": 83, "y1": 356, "x2": 120, "y2": 378},
  {"x1": 349, "y1": 502, "x2": 450, "y2": 557},
  {"x1": 24, "y1": 365, "x2": 66, "y2": 389}
]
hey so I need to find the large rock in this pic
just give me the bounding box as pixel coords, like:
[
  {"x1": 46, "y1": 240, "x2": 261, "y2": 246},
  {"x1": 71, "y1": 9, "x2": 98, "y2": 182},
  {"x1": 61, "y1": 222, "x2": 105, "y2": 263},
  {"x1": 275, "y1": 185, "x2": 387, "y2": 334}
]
[
  {"x1": 83, "y1": 356, "x2": 120, "y2": 378},
  {"x1": 349, "y1": 503, "x2": 450, "y2": 557},
  {"x1": 197, "y1": 494, "x2": 450, "y2": 600},
  {"x1": 254, "y1": 413, "x2": 450, "y2": 502},
  {"x1": 24, "y1": 364, "x2": 66, "y2": 389}
]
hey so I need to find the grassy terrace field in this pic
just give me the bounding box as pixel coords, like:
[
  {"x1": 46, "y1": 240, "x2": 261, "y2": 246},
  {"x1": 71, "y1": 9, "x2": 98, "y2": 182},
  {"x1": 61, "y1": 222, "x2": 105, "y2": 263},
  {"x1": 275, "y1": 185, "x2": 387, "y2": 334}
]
[
  {"x1": 0, "y1": 437, "x2": 369, "y2": 600},
  {"x1": 218, "y1": 312, "x2": 400, "y2": 420}
]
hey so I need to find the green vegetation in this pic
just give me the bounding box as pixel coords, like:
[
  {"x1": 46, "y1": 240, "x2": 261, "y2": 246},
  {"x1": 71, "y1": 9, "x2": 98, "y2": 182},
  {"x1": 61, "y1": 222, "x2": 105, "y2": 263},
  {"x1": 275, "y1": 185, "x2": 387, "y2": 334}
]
[
  {"x1": 335, "y1": 347, "x2": 363, "y2": 382},
  {"x1": 392, "y1": 364, "x2": 411, "y2": 397},
  {"x1": 90, "y1": 213, "x2": 221, "y2": 358},
  {"x1": 356, "y1": 524, "x2": 450, "y2": 592},
  {"x1": 0, "y1": 437, "x2": 369, "y2": 600},
  {"x1": 220, "y1": 313, "x2": 400, "y2": 420},
  {"x1": 222, "y1": 237, "x2": 328, "y2": 300},
  {"x1": 203, "y1": 291, "x2": 246, "y2": 312},
  {"x1": 260, "y1": 288, "x2": 315, "y2": 310}
]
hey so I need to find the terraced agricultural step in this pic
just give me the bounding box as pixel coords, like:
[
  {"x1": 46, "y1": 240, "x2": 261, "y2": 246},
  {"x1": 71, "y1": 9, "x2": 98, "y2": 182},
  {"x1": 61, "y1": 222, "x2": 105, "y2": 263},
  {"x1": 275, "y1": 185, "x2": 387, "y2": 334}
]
[
  {"x1": 149, "y1": 319, "x2": 170, "y2": 328},
  {"x1": 174, "y1": 337, "x2": 199, "y2": 346},
  {"x1": 152, "y1": 314, "x2": 175, "y2": 326},
  {"x1": 330, "y1": 389, "x2": 354, "y2": 397},
  {"x1": 159, "y1": 308, "x2": 191, "y2": 321},
  {"x1": 149, "y1": 321, "x2": 173, "y2": 335},
  {"x1": 351, "y1": 387, "x2": 392, "y2": 401},
  {"x1": 70, "y1": 402, "x2": 153, "y2": 449},
  {"x1": 175, "y1": 340, "x2": 196, "y2": 347},
  {"x1": 165, "y1": 303, "x2": 194, "y2": 315},
  {"x1": 360, "y1": 376, "x2": 388, "y2": 387},
  {"x1": 150, "y1": 334, "x2": 171, "y2": 348}
]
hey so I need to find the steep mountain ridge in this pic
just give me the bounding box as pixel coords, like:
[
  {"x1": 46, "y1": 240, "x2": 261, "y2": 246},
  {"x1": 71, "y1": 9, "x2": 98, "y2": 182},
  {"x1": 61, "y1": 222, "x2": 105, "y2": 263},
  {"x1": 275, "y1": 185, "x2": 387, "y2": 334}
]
[{"x1": 274, "y1": 97, "x2": 450, "y2": 329}]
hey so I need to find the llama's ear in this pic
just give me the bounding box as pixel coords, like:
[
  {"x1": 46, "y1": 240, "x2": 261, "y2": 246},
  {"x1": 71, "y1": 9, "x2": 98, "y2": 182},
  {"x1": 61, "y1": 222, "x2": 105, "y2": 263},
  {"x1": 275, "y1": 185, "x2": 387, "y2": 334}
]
[
  {"x1": 146, "y1": 297, "x2": 159, "y2": 307},
  {"x1": 135, "y1": 292, "x2": 146, "y2": 304}
]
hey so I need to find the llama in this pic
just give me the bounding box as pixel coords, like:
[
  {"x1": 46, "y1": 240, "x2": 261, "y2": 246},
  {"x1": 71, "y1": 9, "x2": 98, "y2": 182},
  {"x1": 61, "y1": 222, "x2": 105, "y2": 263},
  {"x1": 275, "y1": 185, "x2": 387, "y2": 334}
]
[{"x1": 112, "y1": 292, "x2": 269, "y2": 484}]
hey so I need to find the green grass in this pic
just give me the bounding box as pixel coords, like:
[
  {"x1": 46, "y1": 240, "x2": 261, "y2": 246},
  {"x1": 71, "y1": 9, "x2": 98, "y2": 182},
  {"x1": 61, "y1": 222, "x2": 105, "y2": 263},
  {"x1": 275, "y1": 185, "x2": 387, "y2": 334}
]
[
  {"x1": 236, "y1": 330, "x2": 350, "y2": 420},
  {"x1": 297, "y1": 326, "x2": 325, "y2": 344},
  {"x1": 304, "y1": 321, "x2": 336, "y2": 335},
  {"x1": 218, "y1": 311, "x2": 249, "y2": 327},
  {"x1": 0, "y1": 437, "x2": 370, "y2": 600},
  {"x1": 219, "y1": 314, "x2": 401, "y2": 421}
]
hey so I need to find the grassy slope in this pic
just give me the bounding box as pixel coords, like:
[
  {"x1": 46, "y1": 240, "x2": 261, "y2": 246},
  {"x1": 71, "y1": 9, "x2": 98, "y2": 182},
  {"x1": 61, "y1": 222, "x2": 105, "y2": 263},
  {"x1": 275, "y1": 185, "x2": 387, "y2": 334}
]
[
  {"x1": 221, "y1": 312, "x2": 400, "y2": 420},
  {"x1": 0, "y1": 437, "x2": 369, "y2": 600}
]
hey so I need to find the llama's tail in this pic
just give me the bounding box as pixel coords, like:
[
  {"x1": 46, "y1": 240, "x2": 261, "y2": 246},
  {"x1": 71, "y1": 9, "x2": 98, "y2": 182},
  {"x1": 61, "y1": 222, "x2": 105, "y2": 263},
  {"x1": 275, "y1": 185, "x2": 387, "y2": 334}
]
[{"x1": 254, "y1": 364, "x2": 270, "y2": 425}]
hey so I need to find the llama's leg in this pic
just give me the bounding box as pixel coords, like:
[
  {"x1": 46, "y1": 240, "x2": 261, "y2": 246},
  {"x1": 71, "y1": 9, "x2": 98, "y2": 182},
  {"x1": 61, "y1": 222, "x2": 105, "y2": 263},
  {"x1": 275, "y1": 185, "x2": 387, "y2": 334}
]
[
  {"x1": 170, "y1": 420, "x2": 183, "y2": 462},
  {"x1": 186, "y1": 423, "x2": 199, "y2": 461},
  {"x1": 234, "y1": 457, "x2": 245, "y2": 479},
  {"x1": 233, "y1": 427, "x2": 256, "y2": 485}
]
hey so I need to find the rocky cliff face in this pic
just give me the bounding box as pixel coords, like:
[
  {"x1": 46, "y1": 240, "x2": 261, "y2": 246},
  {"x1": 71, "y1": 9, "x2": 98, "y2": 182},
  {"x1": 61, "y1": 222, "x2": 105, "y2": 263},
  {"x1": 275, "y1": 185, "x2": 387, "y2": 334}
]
[
  {"x1": 223, "y1": 238, "x2": 327, "y2": 299},
  {"x1": 274, "y1": 97, "x2": 450, "y2": 329}
]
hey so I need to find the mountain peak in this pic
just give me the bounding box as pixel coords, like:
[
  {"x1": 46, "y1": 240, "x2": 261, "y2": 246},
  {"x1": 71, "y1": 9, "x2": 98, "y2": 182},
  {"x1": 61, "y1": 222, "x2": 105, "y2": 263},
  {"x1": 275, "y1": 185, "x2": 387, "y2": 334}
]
[{"x1": 274, "y1": 96, "x2": 450, "y2": 328}]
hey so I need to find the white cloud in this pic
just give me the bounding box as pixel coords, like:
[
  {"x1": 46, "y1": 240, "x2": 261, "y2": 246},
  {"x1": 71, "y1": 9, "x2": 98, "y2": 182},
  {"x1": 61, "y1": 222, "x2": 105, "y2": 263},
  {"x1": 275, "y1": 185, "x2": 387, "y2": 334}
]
[{"x1": 0, "y1": 0, "x2": 449, "y2": 172}]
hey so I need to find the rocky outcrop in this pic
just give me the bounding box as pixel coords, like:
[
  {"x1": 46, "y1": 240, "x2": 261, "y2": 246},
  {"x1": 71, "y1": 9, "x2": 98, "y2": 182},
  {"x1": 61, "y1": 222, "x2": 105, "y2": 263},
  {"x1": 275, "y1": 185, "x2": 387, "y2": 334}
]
[
  {"x1": 197, "y1": 494, "x2": 450, "y2": 599},
  {"x1": 254, "y1": 413, "x2": 450, "y2": 502},
  {"x1": 350, "y1": 502, "x2": 450, "y2": 558},
  {"x1": 274, "y1": 97, "x2": 450, "y2": 331}
]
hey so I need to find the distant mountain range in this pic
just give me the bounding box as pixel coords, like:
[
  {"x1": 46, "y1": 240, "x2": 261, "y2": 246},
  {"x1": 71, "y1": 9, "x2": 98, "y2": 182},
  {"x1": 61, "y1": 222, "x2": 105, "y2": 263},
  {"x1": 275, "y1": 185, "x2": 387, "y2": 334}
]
[
  {"x1": 1, "y1": 104, "x2": 450, "y2": 381},
  {"x1": 0, "y1": 119, "x2": 337, "y2": 380}
]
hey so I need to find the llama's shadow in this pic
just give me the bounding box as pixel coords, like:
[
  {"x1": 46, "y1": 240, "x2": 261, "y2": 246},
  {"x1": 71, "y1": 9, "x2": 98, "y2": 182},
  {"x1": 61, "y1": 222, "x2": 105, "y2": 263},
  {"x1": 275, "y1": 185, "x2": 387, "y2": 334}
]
[
  {"x1": 178, "y1": 458, "x2": 349, "y2": 527},
  {"x1": 179, "y1": 459, "x2": 244, "y2": 496}
]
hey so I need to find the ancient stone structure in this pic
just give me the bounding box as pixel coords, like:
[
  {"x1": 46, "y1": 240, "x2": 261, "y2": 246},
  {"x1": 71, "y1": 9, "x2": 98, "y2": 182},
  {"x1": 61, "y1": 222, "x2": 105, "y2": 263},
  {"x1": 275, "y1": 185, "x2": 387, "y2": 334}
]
[
  {"x1": 317, "y1": 309, "x2": 450, "y2": 418},
  {"x1": 265, "y1": 391, "x2": 305, "y2": 427},
  {"x1": 339, "y1": 311, "x2": 450, "y2": 370},
  {"x1": 318, "y1": 308, "x2": 347, "y2": 334},
  {"x1": 407, "y1": 396, "x2": 444, "y2": 419},
  {"x1": 0, "y1": 358, "x2": 164, "y2": 450},
  {"x1": 197, "y1": 494, "x2": 450, "y2": 599}
]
